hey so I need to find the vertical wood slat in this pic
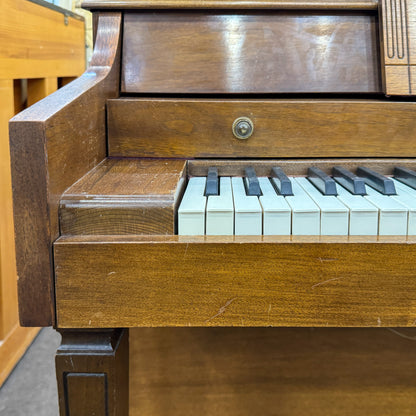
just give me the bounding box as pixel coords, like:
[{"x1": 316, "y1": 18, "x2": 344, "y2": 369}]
[
  {"x1": 379, "y1": 0, "x2": 416, "y2": 94},
  {"x1": 0, "y1": 79, "x2": 18, "y2": 340},
  {"x1": 27, "y1": 77, "x2": 58, "y2": 106},
  {"x1": 59, "y1": 77, "x2": 78, "y2": 88}
]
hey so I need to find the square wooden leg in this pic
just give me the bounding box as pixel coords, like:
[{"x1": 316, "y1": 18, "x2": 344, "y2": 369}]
[{"x1": 56, "y1": 329, "x2": 128, "y2": 416}]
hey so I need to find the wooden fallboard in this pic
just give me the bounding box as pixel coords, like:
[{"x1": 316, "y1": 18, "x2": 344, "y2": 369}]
[
  {"x1": 107, "y1": 99, "x2": 416, "y2": 158},
  {"x1": 54, "y1": 234, "x2": 416, "y2": 328},
  {"x1": 122, "y1": 12, "x2": 380, "y2": 94}
]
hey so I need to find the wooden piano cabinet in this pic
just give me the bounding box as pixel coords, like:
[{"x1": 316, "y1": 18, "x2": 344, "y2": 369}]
[{"x1": 9, "y1": 0, "x2": 416, "y2": 414}]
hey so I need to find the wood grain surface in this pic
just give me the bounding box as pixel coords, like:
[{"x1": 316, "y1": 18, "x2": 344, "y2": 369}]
[
  {"x1": 54, "y1": 235, "x2": 416, "y2": 328},
  {"x1": 9, "y1": 13, "x2": 122, "y2": 327},
  {"x1": 60, "y1": 158, "x2": 187, "y2": 235},
  {"x1": 0, "y1": 81, "x2": 18, "y2": 340},
  {"x1": 83, "y1": 0, "x2": 379, "y2": 9},
  {"x1": 122, "y1": 12, "x2": 380, "y2": 94},
  {"x1": 0, "y1": 0, "x2": 85, "y2": 79},
  {"x1": 129, "y1": 327, "x2": 416, "y2": 416},
  {"x1": 379, "y1": 0, "x2": 416, "y2": 95},
  {"x1": 108, "y1": 99, "x2": 416, "y2": 158}
]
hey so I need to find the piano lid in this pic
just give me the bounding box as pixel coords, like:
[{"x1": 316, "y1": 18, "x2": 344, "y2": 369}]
[{"x1": 82, "y1": 0, "x2": 378, "y2": 10}]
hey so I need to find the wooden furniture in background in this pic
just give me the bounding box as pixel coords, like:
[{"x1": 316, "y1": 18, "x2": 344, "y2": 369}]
[
  {"x1": 9, "y1": 0, "x2": 416, "y2": 414},
  {"x1": 0, "y1": 0, "x2": 85, "y2": 387}
]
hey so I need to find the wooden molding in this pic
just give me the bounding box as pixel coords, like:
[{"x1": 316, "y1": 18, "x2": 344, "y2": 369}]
[{"x1": 82, "y1": 0, "x2": 379, "y2": 10}]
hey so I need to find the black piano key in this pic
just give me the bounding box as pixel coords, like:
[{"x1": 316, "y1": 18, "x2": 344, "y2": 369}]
[
  {"x1": 307, "y1": 167, "x2": 337, "y2": 196},
  {"x1": 244, "y1": 167, "x2": 262, "y2": 196},
  {"x1": 205, "y1": 167, "x2": 219, "y2": 196},
  {"x1": 332, "y1": 166, "x2": 366, "y2": 195},
  {"x1": 271, "y1": 167, "x2": 293, "y2": 196},
  {"x1": 356, "y1": 166, "x2": 396, "y2": 195},
  {"x1": 394, "y1": 166, "x2": 416, "y2": 190}
]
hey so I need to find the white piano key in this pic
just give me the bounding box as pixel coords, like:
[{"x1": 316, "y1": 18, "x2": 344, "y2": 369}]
[
  {"x1": 178, "y1": 177, "x2": 207, "y2": 235},
  {"x1": 258, "y1": 177, "x2": 291, "y2": 235},
  {"x1": 206, "y1": 177, "x2": 234, "y2": 235},
  {"x1": 393, "y1": 178, "x2": 416, "y2": 197},
  {"x1": 285, "y1": 179, "x2": 320, "y2": 235},
  {"x1": 391, "y1": 179, "x2": 416, "y2": 235},
  {"x1": 336, "y1": 184, "x2": 378, "y2": 236},
  {"x1": 296, "y1": 177, "x2": 348, "y2": 235},
  {"x1": 364, "y1": 185, "x2": 408, "y2": 235},
  {"x1": 231, "y1": 177, "x2": 262, "y2": 235}
]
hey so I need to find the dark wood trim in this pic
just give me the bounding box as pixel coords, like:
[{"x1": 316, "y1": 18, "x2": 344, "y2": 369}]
[
  {"x1": 56, "y1": 329, "x2": 129, "y2": 416},
  {"x1": 82, "y1": 0, "x2": 379, "y2": 10}
]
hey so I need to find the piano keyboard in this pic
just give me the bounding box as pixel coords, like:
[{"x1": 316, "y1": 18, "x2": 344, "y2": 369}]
[{"x1": 178, "y1": 166, "x2": 416, "y2": 236}]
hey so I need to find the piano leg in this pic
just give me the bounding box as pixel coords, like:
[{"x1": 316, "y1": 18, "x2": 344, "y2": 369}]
[{"x1": 56, "y1": 329, "x2": 129, "y2": 416}]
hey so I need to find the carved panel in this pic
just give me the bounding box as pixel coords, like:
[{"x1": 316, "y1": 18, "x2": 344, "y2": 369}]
[{"x1": 380, "y1": 0, "x2": 416, "y2": 94}]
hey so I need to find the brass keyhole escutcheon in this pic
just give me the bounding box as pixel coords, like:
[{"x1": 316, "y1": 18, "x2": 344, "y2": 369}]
[{"x1": 232, "y1": 117, "x2": 254, "y2": 140}]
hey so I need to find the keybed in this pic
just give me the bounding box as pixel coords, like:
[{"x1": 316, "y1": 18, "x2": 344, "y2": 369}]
[{"x1": 177, "y1": 166, "x2": 416, "y2": 236}]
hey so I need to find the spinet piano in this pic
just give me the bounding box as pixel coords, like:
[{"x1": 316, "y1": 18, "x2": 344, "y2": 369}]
[{"x1": 9, "y1": 0, "x2": 416, "y2": 414}]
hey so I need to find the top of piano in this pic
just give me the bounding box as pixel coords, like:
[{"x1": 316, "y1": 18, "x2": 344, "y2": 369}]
[{"x1": 82, "y1": 0, "x2": 378, "y2": 9}]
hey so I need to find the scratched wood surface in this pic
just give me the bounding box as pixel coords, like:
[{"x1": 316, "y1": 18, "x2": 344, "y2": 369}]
[
  {"x1": 9, "y1": 13, "x2": 122, "y2": 327},
  {"x1": 379, "y1": 0, "x2": 416, "y2": 95},
  {"x1": 108, "y1": 99, "x2": 416, "y2": 158},
  {"x1": 122, "y1": 12, "x2": 380, "y2": 94},
  {"x1": 129, "y1": 327, "x2": 416, "y2": 416},
  {"x1": 60, "y1": 158, "x2": 187, "y2": 235},
  {"x1": 54, "y1": 235, "x2": 416, "y2": 328}
]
